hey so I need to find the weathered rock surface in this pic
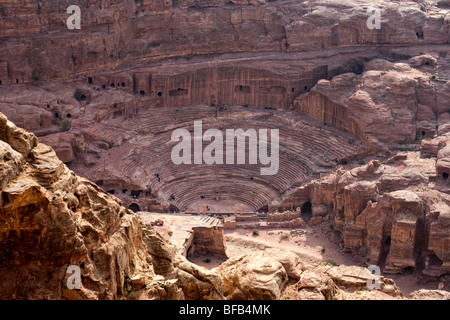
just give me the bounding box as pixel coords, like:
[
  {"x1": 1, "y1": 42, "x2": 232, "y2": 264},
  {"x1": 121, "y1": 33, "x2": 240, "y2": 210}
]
[
  {"x1": 214, "y1": 249, "x2": 300, "y2": 300},
  {"x1": 296, "y1": 269, "x2": 336, "y2": 300},
  {"x1": 294, "y1": 58, "x2": 449, "y2": 154},
  {"x1": 0, "y1": 112, "x2": 224, "y2": 300},
  {"x1": 409, "y1": 289, "x2": 450, "y2": 300},
  {"x1": 323, "y1": 265, "x2": 403, "y2": 297},
  {"x1": 0, "y1": 0, "x2": 449, "y2": 300},
  {"x1": 0, "y1": 0, "x2": 448, "y2": 83},
  {"x1": 283, "y1": 149, "x2": 450, "y2": 278}
]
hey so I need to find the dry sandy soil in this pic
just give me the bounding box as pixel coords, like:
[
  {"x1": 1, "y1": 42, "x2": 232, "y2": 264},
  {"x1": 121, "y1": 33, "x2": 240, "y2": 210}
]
[{"x1": 188, "y1": 225, "x2": 439, "y2": 297}]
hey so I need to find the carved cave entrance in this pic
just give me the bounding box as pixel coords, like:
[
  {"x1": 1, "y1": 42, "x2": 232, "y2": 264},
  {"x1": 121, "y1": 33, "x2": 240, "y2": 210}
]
[
  {"x1": 129, "y1": 203, "x2": 140, "y2": 213},
  {"x1": 301, "y1": 201, "x2": 312, "y2": 223}
]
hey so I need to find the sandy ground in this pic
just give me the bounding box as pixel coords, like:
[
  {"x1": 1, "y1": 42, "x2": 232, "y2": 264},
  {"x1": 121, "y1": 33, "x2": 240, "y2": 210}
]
[{"x1": 187, "y1": 224, "x2": 440, "y2": 296}]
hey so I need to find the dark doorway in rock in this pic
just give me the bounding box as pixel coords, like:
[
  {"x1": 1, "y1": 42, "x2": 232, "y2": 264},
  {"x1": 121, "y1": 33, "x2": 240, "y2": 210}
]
[
  {"x1": 426, "y1": 254, "x2": 443, "y2": 269},
  {"x1": 129, "y1": 203, "x2": 140, "y2": 213},
  {"x1": 88, "y1": 77, "x2": 92, "y2": 84},
  {"x1": 378, "y1": 235, "x2": 392, "y2": 269},
  {"x1": 416, "y1": 30, "x2": 424, "y2": 40},
  {"x1": 443, "y1": 173, "x2": 449, "y2": 180},
  {"x1": 157, "y1": 92, "x2": 162, "y2": 96},
  {"x1": 140, "y1": 90, "x2": 145, "y2": 96},
  {"x1": 422, "y1": 131, "x2": 426, "y2": 137},
  {"x1": 404, "y1": 266, "x2": 414, "y2": 274},
  {"x1": 258, "y1": 204, "x2": 269, "y2": 213},
  {"x1": 235, "y1": 85, "x2": 251, "y2": 93},
  {"x1": 301, "y1": 201, "x2": 312, "y2": 223},
  {"x1": 131, "y1": 190, "x2": 142, "y2": 199}
]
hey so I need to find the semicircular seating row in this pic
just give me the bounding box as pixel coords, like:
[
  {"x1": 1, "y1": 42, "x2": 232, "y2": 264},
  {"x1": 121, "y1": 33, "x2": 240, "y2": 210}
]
[{"x1": 100, "y1": 105, "x2": 360, "y2": 212}]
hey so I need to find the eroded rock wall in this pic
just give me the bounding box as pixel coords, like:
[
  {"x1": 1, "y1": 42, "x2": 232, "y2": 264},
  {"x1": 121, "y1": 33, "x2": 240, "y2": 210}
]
[
  {"x1": 0, "y1": 0, "x2": 448, "y2": 83},
  {"x1": 0, "y1": 112, "x2": 225, "y2": 300}
]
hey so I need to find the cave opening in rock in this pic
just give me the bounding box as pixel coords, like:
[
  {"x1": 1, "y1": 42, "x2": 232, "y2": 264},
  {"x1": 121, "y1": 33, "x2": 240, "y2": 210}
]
[
  {"x1": 377, "y1": 235, "x2": 392, "y2": 269},
  {"x1": 129, "y1": 203, "x2": 140, "y2": 212},
  {"x1": 131, "y1": 190, "x2": 142, "y2": 199},
  {"x1": 122, "y1": 82, "x2": 125, "y2": 87},
  {"x1": 443, "y1": 173, "x2": 449, "y2": 180},
  {"x1": 426, "y1": 254, "x2": 443, "y2": 269},
  {"x1": 301, "y1": 201, "x2": 312, "y2": 223},
  {"x1": 404, "y1": 266, "x2": 414, "y2": 274},
  {"x1": 88, "y1": 77, "x2": 92, "y2": 84},
  {"x1": 235, "y1": 85, "x2": 251, "y2": 93},
  {"x1": 140, "y1": 90, "x2": 145, "y2": 95}
]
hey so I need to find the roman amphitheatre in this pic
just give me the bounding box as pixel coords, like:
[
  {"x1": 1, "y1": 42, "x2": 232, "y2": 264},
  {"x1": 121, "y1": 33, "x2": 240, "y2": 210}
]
[{"x1": 0, "y1": 0, "x2": 449, "y2": 300}]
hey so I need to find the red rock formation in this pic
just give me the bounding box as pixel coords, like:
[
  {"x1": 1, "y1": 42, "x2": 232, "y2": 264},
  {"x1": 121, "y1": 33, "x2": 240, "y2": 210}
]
[
  {"x1": 0, "y1": 112, "x2": 225, "y2": 299},
  {"x1": 0, "y1": 1, "x2": 448, "y2": 82}
]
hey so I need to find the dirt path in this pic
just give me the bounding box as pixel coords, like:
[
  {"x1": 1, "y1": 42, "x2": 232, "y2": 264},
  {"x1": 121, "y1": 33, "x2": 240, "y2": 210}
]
[
  {"x1": 224, "y1": 227, "x2": 357, "y2": 267},
  {"x1": 187, "y1": 225, "x2": 441, "y2": 296}
]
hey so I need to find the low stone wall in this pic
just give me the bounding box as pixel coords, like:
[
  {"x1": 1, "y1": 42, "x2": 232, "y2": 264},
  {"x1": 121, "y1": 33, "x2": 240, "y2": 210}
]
[
  {"x1": 236, "y1": 215, "x2": 259, "y2": 222},
  {"x1": 267, "y1": 211, "x2": 300, "y2": 222},
  {"x1": 267, "y1": 218, "x2": 306, "y2": 228},
  {"x1": 223, "y1": 220, "x2": 236, "y2": 229}
]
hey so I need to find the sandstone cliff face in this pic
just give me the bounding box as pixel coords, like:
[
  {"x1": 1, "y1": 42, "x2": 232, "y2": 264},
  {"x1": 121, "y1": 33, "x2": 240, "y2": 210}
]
[
  {"x1": 283, "y1": 150, "x2": 450, "y2": 278},
  {"x1": 294, "y1": 58, "x2": 449, "y2": 154},
  {"x1": 0, "y1": 0, "x2": 448, "y2": 83},
  {"x1": 0, "y1": 112, "x2": 225, "y2": 300},
  {"x1": 283, "y1": 54, "x2": 450, "y2": 280}
]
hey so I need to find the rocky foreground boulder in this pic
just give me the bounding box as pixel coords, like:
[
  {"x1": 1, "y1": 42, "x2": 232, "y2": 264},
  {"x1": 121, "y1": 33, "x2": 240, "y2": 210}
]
[{"x1": 0, "y1": 112, "x2": 222, "y2": 300}]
